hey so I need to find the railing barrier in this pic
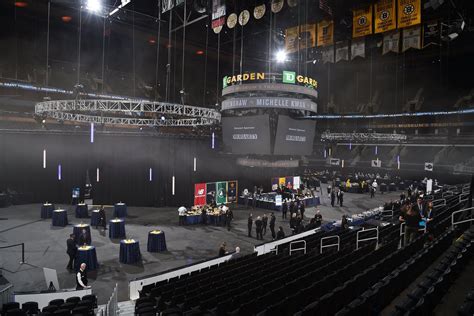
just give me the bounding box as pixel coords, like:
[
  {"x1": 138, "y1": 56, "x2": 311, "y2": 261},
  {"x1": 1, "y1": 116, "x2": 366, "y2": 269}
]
[
  {"x1": 432, "y1": 199, "x2": 446, "y2": 207},
  {"x1": 451, "y1": 207, "x2": 474, "y2": 228},
  {"x1": 356, "y1": 227, "x2": 379, "y2": 250},
  {"x1": 320, "y1": 236, "x2": 340, "y2": 254},
  {"x1": 0, "y1": 243, "x2": 26, "y2": 264},
  {"x1": 289, "y1": 240, "x2": 306, "y2": 256}
]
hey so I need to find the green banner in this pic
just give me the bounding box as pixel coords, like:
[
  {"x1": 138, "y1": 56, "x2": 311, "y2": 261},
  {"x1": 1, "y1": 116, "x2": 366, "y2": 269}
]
[{"x1": 216, "y1": 181, "x2": 227, "y2": 205}]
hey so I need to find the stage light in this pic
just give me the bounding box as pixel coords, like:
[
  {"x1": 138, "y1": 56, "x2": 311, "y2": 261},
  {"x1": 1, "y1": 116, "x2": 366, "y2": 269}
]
[
  {"x1": 61, "y1": 16, "x2": 72, "y2": 23},
  {"x1": 375, "y1": 146, "x2": 378, "y2": 155},
  {"x1": 172, "y1": 176, "x2": 175, "y2": 196},
  {"x1": 14, "y1": 1, "x2": 28, "y2": 8},
  {"x1": 193, "y1": 157, "x2": 197, "y2": 172},
  {"x1": 86, "y1": 0, "x2": 102, "y2": 13},
  {"x1": 96, "y1": 168, "x2": 100, "y2": 182},
  {"x1": 43, "y1": 149, "x2": 47, "y2": 169},
  {"x1": 196, "y1": 50, "x2": 204, "y2": 55},
  {"x1": 149, "y1": 168, "x2": 153, "y2": 181},
  {"x1": 58, "y1": 164, "x2": 62, "y2": 181},
  {"x1": 161, "y1": 116, "x2": 166, "y2": 121},
  {"x1": 275, "y1": 50, "x2": 288, "y2": 63},
  {"x1": 90, "y1": 123, "x2": 94, "y2": 143},
  {"x1": 211, "y1": 132, "x2": 215, "y2": 149}
]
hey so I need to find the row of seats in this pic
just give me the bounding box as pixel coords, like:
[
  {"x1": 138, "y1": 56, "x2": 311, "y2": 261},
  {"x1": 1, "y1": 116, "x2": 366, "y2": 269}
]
[
  {"x1": 1, "y1": 295, "x2": 97, "y2": 316},
  {"x1": 393, "y1": 227, "x2": 474, "y2": 315},
  {"x1": 458, "y1": 286, "x2": 474, "y2": 316}
]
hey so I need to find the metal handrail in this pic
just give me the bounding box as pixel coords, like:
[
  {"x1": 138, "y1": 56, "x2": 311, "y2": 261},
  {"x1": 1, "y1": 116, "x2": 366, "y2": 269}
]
[
  {"x1": 432, "y1": 199, "x2": 446, "y2": 206},
  {"x1": 381, "y1": 209, "x2": 394, "y2": 219},
  {"x1": 442, "y1": 191, "x2": 454, "y2": 198},
  {"x1": 289, "y1": 240, "x2": 306, "y2": 256},
  {"x1": 399, "y1": 222, "x2": 427, "y2": 248},
  {"x1": 320, "y1": 236, "x2": 340, "y2": 253},
  {"x1": 0, "y1": 243, "x2": 26, "y2": 264},
  {"x1": 451, "y1": 207, "x2": 474, "y2": 228},
  {"x1": 356, "y1": 227, "x2": 379, "y2": 250}
]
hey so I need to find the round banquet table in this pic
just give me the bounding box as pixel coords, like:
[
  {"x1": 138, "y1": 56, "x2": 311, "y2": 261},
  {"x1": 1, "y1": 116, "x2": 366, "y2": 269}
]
[
  {"x1": 185, "y1": 214, "x2": 201, "y2": 225},
  {"x1": 119, "y1": 240, "x2": 141, "y2": 264},
  {"x1": 73, "y1": 224, "x2": 92, "y2": 245},
  {"x1": 114, "y1": 203, "x2": 127, "y2": 218},
  {"x1": 147, "y1": 230, "x2": 167, "y2": 252},
  {"x1": 75, "y1": 246, "x2": 98, "y2": 271},
  {"x1": 41, "y1": 203, "x2": 54, "y2": 219},
  {"x1": 52, "y1": 209, "x2": 68, "y2": 227},
  {"x1": 109, "y1": 219, "x2": 126, "y2": 239},
  {"x1": 90, "y1": 210, "x2": 101, "y2": 227},
  {"x1": 75, "y1": 203, "x2": 88, "y2": 218}
]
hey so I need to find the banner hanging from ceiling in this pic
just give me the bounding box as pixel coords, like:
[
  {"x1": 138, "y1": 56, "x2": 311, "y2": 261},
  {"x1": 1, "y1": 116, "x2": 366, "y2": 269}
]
[
  {"x1": 398, "y1": 0, "x2": 421, "y2": 28},
  {"x1": 194, "y1": 180, "x2": 238, "y2": 206},
  {"x1": 211, "y1": 0, "x2": 226, "y2": 29},
  {"x1": 317, "y1": 20, "x2": 334, "y2": 46},
  {"x1": 374, "y1": 0, "x2": 397, "y2": 33},
  {"x1": 352, "y1": 6, "x2": 373, "y2": 38}
]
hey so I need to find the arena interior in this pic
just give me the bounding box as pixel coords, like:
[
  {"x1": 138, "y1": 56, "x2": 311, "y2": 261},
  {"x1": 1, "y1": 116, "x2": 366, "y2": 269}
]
[{"x1": 1, "y1": 0, "x2": 474, "y2": 315}]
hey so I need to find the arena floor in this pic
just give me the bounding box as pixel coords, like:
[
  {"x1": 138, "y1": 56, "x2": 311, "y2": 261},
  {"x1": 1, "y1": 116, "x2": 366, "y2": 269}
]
[{"x1": 0, "y1": 185, "x2": 400, "y2": 303}]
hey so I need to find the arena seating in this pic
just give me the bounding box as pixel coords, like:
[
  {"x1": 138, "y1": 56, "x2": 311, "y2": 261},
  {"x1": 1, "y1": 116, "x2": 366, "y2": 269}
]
[{"x1": 133, "y1": 185, "x2": 468, "y2": 316}]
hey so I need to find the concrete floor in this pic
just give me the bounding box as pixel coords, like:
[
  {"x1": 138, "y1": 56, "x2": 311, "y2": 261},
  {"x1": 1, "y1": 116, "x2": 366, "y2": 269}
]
[{"x1": 0, "y1": 185, "x2": 399, "y2": 304}]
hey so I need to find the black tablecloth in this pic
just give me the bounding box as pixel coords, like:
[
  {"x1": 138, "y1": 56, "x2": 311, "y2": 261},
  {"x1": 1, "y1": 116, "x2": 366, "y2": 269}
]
[
  {"x1": 109, "y1": 219, "x2": 126, "y2": 239},
  {"x1": 75, "y1": 204, "x2": 88, "y2": 218},
  {"x1": 75, "y1": 246, "x2": 98, "y2": 270},
  {"x1": 119, "y1": 240, "x2": 141, "y2": 264},
  {"x1": 147, "y1": 231, "x2": 167, "y2": 252},
  {"x1": 41, "y1": 204, "x2": 54, "y2": 219},
  {"x1": 90, "y1": 210, "x2": 100, "y2": 227},
  {"x1": 52, "y1": 210, "x2": 68, "y2": 227},
  {"x1": 114, "y1": 203, "x2": 127, "y2": 218},
  {"x1": 73, "y1": 224, "x2": 92, "y2": 245}
]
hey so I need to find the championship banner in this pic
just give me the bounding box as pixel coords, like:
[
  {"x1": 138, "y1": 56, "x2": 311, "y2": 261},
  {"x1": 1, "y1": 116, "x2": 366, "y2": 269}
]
[
  {"x1": 398, "y1": 0, "x2": 421, "y2": 28},
  {"x1": 211, "y1": 0, "x2": 226, "y2": 29},
  {"x1": 216, "y1": 181, "x2": 228, "y2": 205},
  {"x1": 382, "y1": 30, "x2": 400, "y2": 55},
  {"x1": 330, "y1": 158, "x2": 340, "y2": 166},
  {"x1": 351, "y1": 38, "x2": 365, "y2": 60},
  {"x1": 227, "y1": 181, "x2": 237, "y2": 203},
  {"x1": 352, "y1": 6, "x2": 372, "y2": 38},
  {"x1": 317, "y1": 20, "x2": 334, "y2": 46},
  {"x1": 194, "y1": 183, "x2": 207, "y2": 206},
  {"x1": 322, "y1": 45, "x2": 334, "y2": 64},
  {"x1": 423, "y1": 21, "x2": 440, "y2": 48},
  {"x1": 285, "y1": 24, "x2": 316, "y2": 53},
  {"x1": 285, "y1": 26, "x2": 299, "y2": 53},
  {"x1": 206, "y1": 182, "x2": 216, "y2": 204},
  {"x1": 424, "y1": 162, "x2": 434, "y2": 172},
  {"x1": 374, "y1": 0, "x2": 396, "y2": 34},
  {"x1": 371, "y1": 159, "x2": 382, "y2": 168},
  {"x1": 162, "y1": 0, "x2": 174, "y2": 13},
  {"x1": 335, "y1": 41, "x2": 349, "y2": 62},
  {"x1": 402, "y1": 25, "x2": 422, "y2": 52}
]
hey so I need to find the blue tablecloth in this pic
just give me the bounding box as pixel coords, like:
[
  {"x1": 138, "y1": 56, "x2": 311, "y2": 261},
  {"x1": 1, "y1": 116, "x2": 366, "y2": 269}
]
[
  {"x1": 75, "y1": 204, "x2": 88, "y2": 218},
  {"x1": 304, "y1": 197, "x2": 321, "y2": 207},
  {"x1": 114, "y1": 203, "x2": 127, "y2": 218},
  {"x1": 109, "y1": 219, "x2": 126, "y2": 239},
  {"x1": 73, "y1": 224, "x2": 92, "y2": 245},
  {"x1": 147, "y1": 230, "x2": 167, "y2": 252},
  {"x1": 52, "y1": 210, "x2": 68, "y2": 227},
  {"x1": 185, "y1": 215, "x2": 201, "y2": 225},
  {"x1": 120, "y1": 240, "x2": 141, "y2": 264},
  {"x1": 90, "y1": 210, "x2": 100, "y2": 227},
  {"x1": 75, "y1": 246, "x2": 98, "y2": 271},
  {"x1": 41, "y1": 204, "x2": 54, "y2": 219}
]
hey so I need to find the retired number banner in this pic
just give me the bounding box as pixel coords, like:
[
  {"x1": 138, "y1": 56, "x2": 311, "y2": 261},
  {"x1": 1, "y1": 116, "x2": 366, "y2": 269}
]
[
  {"x1": 352, "y1": 6, "x2": 372, "y2": 38},
  {"x1": 398, "y1": 0, "x2": 421, "y2": 28},
  {"x1": 374, "y1": 0, "x2": 396, "y2": 33}
]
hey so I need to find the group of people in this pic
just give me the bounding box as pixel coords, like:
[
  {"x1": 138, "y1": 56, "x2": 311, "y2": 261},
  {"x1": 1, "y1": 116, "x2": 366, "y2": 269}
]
[
  {"x1": 281, "y1": 198, "x2": 306, "y2": 219},
  {"x1": 247, "y1": 213, "x2": 276, "y2": 240},
  {"x1": 327, "y1": 186, "x2": 344, "y2": 207},
  {"x1": 178, "y1": 205, "x2": 234, "y2": 230}
]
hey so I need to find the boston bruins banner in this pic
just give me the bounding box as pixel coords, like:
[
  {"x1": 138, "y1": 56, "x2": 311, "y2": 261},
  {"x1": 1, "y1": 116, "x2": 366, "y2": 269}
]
[
  {"x1": 317, "y1": 20, "x2": 334, "y2": 46},
  {"x1": 335, "y1": 41, "x2": 349, "y2": 62},
  {"x1": 352, "y1": 6, "x2": 372, "y2": 38},
  {"x1": 285, "y1": 24, "x2": 316, "y2": 53},
  {"x1": 351, "y1": 38, "x2": 365, "y2": 60},
  {"x1": 398, "y1": 0, "x2": 421, "y2": 28},
  {"x1": 374, "y1": 0, "x2": 396, "y2": 34},
  {"x1": 423, "y1": 21, "x2": 440, "y2": 48},
  {"x1": 382, "y1": 30, "x2": 400, "y2": 55},
  {"x1": 402, "y1": 25, "x2": 422, "y2": 52}
]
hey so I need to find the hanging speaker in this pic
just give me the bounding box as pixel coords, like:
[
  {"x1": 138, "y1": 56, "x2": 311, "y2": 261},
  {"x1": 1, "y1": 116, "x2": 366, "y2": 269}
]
[{"x1": 193, "y1": 0, "x2": 209, "y2": 14}]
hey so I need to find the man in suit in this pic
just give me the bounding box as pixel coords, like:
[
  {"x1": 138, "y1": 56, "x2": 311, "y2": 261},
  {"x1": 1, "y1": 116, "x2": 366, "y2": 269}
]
[
  {"x1": 339, "y1": 190, "x2": 344, "y2": 207},
  {"x1": 255, "y1": 216, "x2": 263, "y2": 240},
  {"x1": 282, "y1": 200, "x2": 288, "y2": 219},
  {"x1": 262, "y1": 214, "x2": 268, "y2": 235},
  {"x1": 269, "y1": 212, "x2": 276, "y2": 240},
  {"x1": 98, "y1": 205, "x2": 107, "y2": 230},
  {"x1": 247, "y1": 214, "x2": 253, "y2": 237},
  {"x1": 330, "y1": 190, "x2": 336, "y2": 207},
  {"x1": 314, "y1": 210, "x2": 323, "y2": 227},
  {"x1": 413, "y1": 197, "x2": 426, "y2": 217},
  {"x1": 66, "y1": 234, "x2": 77, "y2": 270}
]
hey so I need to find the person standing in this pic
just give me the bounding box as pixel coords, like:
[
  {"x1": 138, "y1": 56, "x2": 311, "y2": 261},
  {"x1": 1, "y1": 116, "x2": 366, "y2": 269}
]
[
  {"x1": 262, "y1": 214, "x2": 268, "y2": 236},
  {"x1": 336, "y1": 189, "x2": 341, "y2": 205},
  {"x1": 255, "y1": 216, "x2": 263, "y2": 240},
  {"x1": 269, "y1": 212, "x2": 276, "y2": 240},
  {"x1": 76, "y1": 263, "x2": 90, "y2": 290},
  {"x1": 289, "y1": 200, "x2": 296, "y2": 217},
  {"x1": 178, "y1": 206, "x2": 186, "y2": 226},
  {"x1": 225, "y1": 208, "x2": 233, "y2": 231},
  {"x1": 247, "y1": 214, "x2": 253, "y2": 237},
  {"x1": 282, "y1": 200, "x2": 288, "y2": 219},
  {"x1": 98, "y1": 205, "x2": 107, "y2": 230},
  {"x1": 399, "y1": 204, "x2": 422, "y2": 245},
  {"x1": 339, "y1": 190, "x2": 344, "y2": 207},
  {"x1": 331, "y1": 190, "x2": 336, "y2": 207},
  {"x1": 413, "y1": 197, "x2": 426, "y2": 217},
  {"x1": 276, "y1": 226, "x2": 285, "y2": 240},
  {"x1": 252, "y1": 191, "x2": 257, "y2": 210},
  {"x1": 300, "y1": 203, "x2": 305, "y2": 218},
  {"x1": 218, "y1": 242, "x2": 227, "y2": 257},
  {"x1": 66, "y1": 234, "x2": 77, "y2": 270},
  {"x1": 370, "y1": 186, "x2": 375, "y2": 198},
  {"x1": 314, "y1": 210, "x2": 322, "y2": 227},
  {"x1": 341, "y1": 215, "x2": 349, "y2": 230},
  {"x1": 201, "y1": 207, "x2": 207, "y2": 225}
]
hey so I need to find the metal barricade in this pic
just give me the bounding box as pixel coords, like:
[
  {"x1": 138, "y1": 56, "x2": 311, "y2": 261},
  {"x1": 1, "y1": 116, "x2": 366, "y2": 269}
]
[
  {"x1": 381, "y1": 209, "x2": 394, "y2": 220},
  {"x1": 356, "y1": 227, "x2": 379, "y2": 250},
  {"x1": 451, "y1": 207, "x2": 474, "y2": 228},
  {"x1": 442, "y1": 191, "x2": 454, "y2": 198},
  {"x1": 320, "y1": 236, "x2": 340, "y2": 253},
  {"x1": 289, "y1": 240, "x2": 306, "y2": 256},
  {"x1": 432, "y1": 199, "x2": 446, "y2": 207},
  {"x1": 459, "y1": 193, "x2": 470, "y2": 203},
  {"x1": 106, "y1": 283, "x2": 118, "y2": 316},
  {"x1": 399, "y1": 222, "x2": 427, "y2": 248}
]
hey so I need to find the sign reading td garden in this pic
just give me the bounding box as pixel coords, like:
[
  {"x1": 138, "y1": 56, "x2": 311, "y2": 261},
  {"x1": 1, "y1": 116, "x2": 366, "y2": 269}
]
[{"x1": 222, "y1": 71, "x2": 318, "y2": 89}]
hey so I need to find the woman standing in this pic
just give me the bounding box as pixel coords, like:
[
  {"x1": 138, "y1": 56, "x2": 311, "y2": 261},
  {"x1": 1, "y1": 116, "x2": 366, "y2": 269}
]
[{"x1": 399, "y1": 204, "x2": 422, "y2": 245}]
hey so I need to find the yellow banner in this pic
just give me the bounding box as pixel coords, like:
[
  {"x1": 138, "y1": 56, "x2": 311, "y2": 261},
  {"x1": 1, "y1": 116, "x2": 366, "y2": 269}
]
[
  {"x1": 279, "y1": 177, "x2": 286, "y2": 187},
  {"x1": 285, "y1": 24, "x2": 316, "y2": 53},
  {"x1": 374, "y1": 0, "x2": 396, "y2": 33},
  {"x1": 398, "y1": 0, "x2": 421, "y2": 28},
  {"x1": 317, "y1": 20, "x2": 334, "y2": 46},
  {"x1": 352, "y1": 6, "x2": 372, "y2": 38}
]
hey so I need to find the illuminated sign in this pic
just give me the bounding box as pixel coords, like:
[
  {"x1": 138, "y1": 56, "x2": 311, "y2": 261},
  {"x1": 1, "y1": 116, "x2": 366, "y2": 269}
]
[
  {"x1": 222, "y1": 71, "x2": 318, "y2": 89},
  {"x1": 223, "y1": 72, "x2": 265, "y2": 88},
  {"x1": 222, "y1": 97, "x2": 317, "y2": 113}
]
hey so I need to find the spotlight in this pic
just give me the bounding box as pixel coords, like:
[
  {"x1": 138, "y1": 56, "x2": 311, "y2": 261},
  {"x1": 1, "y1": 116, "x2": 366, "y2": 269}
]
[
  {"x1": 85, "y1": 0, "x2": 102, "y2": 13},
  {"x1": 161, "y1": 116, "x2": 165, "y2": 121},
  {"x1": 275, "y1": 50, "x2": 288, "y2": 63}
]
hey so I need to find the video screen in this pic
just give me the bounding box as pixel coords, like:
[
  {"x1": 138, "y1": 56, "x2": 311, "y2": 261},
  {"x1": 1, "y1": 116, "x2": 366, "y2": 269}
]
[
  {"x1": 274, "y1": 116, "x2": 315, "y2": 155},
  {"x1": 222, "y1": 115, "x2": 271, "y2": 155}
]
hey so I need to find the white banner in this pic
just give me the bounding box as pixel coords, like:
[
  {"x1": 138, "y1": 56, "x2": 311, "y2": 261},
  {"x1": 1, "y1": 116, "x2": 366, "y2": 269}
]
[
  {"x1": 293, "y1": 176, "x2": 301, "y2": 189},
  {"x1": 322, "y1": 46, "x2": 334, "y2": 64},
  {"x1": 402, "y1": 25, "x2": 422, "y2": 52},
  {"x1": 335, "y1": 41, "x2": 349, "y2": 62},
  {"x1": 382, "y1": 30, "x2": 400, "y2": 55},
  {"x1": 330, "y1": 158, "x2": 340, "y2": 166},
  {"x1": 351, "y1": 38, "x2": 365, "y2": 60},
  {"x1": 371, "y1": 159, "x2": 382, "y2": 168}
]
